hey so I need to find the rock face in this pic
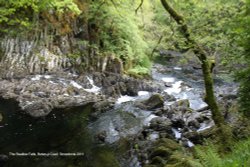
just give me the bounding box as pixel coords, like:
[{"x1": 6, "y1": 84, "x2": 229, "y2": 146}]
[
  {"x1": 0, "y1": 73, "x2": 103, "y2": 117},
  {"x1": 0, "y1": 70, "x2": 158, "y2": 117},
  {"x1": 0, "y1": 32, "x2": 124, "y2": 79},
  {"x1": 0, "y1": 37, "x2": 72, "y2": 78},
  {"x1": 92, "y1": 72, "x2": 159, "y2": 97}
]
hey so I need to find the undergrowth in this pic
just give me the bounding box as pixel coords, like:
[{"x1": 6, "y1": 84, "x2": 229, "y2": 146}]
[{"x1": 195, "y1": 138, "x2": 250, "y2": 167}]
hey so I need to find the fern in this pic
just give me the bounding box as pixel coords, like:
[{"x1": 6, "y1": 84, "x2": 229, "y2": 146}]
[
  {"x1": 196, "y1": 138, "x2": 250, "y2": 167},
  {"x1": 196, "y1": 144, "x2": 223, "y2": 167}
]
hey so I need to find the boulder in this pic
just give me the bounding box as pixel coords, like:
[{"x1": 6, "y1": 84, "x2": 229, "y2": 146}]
[
  {"x1": 183, "y1": 126, "x2": 217, "y2": 144},
  {"x1": 92, "y1": 72, "x2": 159, "y2": 98},
  {"x1": 143, "y1": 94, "x2": 164, "y2": 110},
  {"x1": 150, "y1": 117, "x2": 172, "y2": 132},
  {"x1": 162, "y1": 92, "x2": 176, "y2": 101},
  {"x1": 22, "y1": 99, "x2": 52, "y2": 117},
  {"x1": 171, "y1": 99, "x2": 190, "y2": 109},
  {"x1": 147, "y1": 138, "x2": 181, "y2": 166},
  {"x1": 93, "y1": 99, "x2": 115, "y2": 113}
]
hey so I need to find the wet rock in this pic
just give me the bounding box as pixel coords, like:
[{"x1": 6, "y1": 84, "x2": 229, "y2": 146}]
[
  {"x1": 96, "y1": 131, "x2": 107, "y2": 142},
  {"x1": 141, "y1": 137, "x2": 198, "y2": 167},
  {"x1": 92, "y1": 72, "x2": 159, "y2": 98},
  {"x1": 150, "y1": 117, "x2": 172, "y2": 132},
  {"x1": 182, "y1": 131, "x2": 203, "y2": 144},
  {"x1": 153, "y1": 109, "x2": 164, "y2": 116},
  {"x1": 196, "y1": 105, "x2": 209, "y2": 112},
  {"x1": 142, "y1": 94, "x2": 164, "y2": 110},
  {"x1": 183, "y1": 126, "x2": 216, "y2": 144},
  {"x1": 167, "y1": 100, "x2": 203, "y2": 119},
  {"x1": 89, "y1": 110, "x2": 142, "y2": 144},
  {"x1": 172, "y1": 119, "x2": 186, "y2": 128},
  {"x1": 159, "y1": 132, "x2": 174, "y2": 139},
  {"x1": 162, "y1": 92, "x2": 176, "y2": 101},
  {"x1": 93, "y1": 99, "x2": 115, "y2": 113},
  {"x1": 187, "y1": 120, "x2": 200, "y2": 130},
  {"x1": 0, "y1": 73, "x2": 103, "y2": 117},
  {"x1": 220, "y1": 94, "x2": 238, "y2": 100},
  {"x1": 138, "y1": 129, "x2": 151, "y2": 140},
  {"x1": 75, "y1": 76, "x2": 92, "y2": 89},
  {"x1": 164, "y1": 83, "x2": 172, "y2": 87},
  {"x1": 170, "y1": 99, "x2": 190, "y2": 109},
  {"x1": 22, "y1": 99, "x2": 52, "y2": 117}
]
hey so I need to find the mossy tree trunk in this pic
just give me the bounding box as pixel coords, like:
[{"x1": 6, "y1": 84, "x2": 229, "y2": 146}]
[{"x1": 160, "y1": 0, "x2": 232, "y2": 149}]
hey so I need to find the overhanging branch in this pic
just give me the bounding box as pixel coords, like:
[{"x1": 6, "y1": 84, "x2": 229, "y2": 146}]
[{"x1": 135, "y1": 0, "x2": 144, "y2": 14}]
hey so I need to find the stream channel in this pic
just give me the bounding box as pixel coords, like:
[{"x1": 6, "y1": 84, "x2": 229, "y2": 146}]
[{"x1": 0, "y1": 63, "x2": 237, "y2": 167}]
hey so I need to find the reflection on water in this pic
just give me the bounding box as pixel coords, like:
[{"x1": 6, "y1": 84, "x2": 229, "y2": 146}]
[{"x1": 0, "y1": 98, "x2": 119, "y2": 167}]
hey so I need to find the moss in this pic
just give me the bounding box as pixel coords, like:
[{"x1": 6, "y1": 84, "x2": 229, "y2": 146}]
[
  {"x1": 163, "y1": 152, "x2": 202, "y2": 167},
  {"x1": 92, "y1": 149, "x2": 120, "y2": 167},
  {"x1": 177, "y1": 99, "x2": 190, "y2": 108},
  {"x1": 0, "y1": 48, "x2": 4, "y2": 61},
  {"x1": 232, "y1": 117, "x2": 250, "y2": 139},
  {"x1": 114, "y1": 138, "x2": 131, "y2": 154},
  {"x1": 151, "y1": 156, "x2": 166, "y2": 166},
  {"x1": 146, "y1": 137, "x2": 202, "y2": 167},
  {"x1": 168, "y1": 152, "x2": 187, "y2": 164},
  {"x1": 150, "y1": 146, "x2": 172, "y2": 159},
  {"x1": 165, "y1": 161, "x2": 201, "y2": 167},
  {"x1": 127, "y1": 66, "x2": 151, "y2": 77},
  {"x1": 144, "y1": 94, "x2": 164, "y2": 110},
  {"x1": 144, "y1": 165, "x2": 158, "y2": 167},
  {"x1": 155, "y1": 138, "x2": 181, "y2": 151}
]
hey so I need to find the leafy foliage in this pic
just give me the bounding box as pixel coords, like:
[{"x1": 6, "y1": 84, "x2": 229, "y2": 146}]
[
  {"x1": 0, "y1": 0, "x2": 80, "y2": 34},
  {"x1": 236, "y1": 0, "x2": 250, "y2": 116},
  {"x1": 87, "y1": 0, "x2": 152, "y2": 75},
  {"x1": 196, "y1": 139, "x2": 250, "y2": 167},
  {"x1": 152, "y1": 0, "x2": 244, "y2": 68}
]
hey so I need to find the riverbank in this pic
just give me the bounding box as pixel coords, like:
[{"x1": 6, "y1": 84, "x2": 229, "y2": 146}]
[{"x1": 0, "y1": 60, "x2": 243, "y2": 166}]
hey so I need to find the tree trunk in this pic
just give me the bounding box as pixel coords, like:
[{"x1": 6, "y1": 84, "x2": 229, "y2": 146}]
[
  {"x1": 160, "y1": 0, "x2": 232, "y2": 150},
  {"x1": 201, "y1": 60, "x2": 224, "y2": 126}
]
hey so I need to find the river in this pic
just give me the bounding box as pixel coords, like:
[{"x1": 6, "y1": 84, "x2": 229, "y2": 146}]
[{"x1": 0, "y1": 63, "x2": 237, "y2": 167}]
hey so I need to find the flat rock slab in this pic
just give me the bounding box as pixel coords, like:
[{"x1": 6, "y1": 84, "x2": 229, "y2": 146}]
[{"x1": 0, "y1": 73, "x2": 103, "y2": 117}]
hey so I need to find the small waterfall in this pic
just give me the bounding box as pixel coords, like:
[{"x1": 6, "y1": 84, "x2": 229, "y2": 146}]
[{"x1": 83, "y1": 76, "x2": 101, "y2": 94}]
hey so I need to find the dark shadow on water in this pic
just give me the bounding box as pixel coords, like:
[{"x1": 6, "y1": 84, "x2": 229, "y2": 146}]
[{"x1": 0, "y1": 98, "x2": 119, "y2": 167}]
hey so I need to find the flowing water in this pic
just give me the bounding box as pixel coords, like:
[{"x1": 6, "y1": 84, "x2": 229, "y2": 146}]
[{"x1": 0, "y1": 63, "x2": 237, "y2": 166}]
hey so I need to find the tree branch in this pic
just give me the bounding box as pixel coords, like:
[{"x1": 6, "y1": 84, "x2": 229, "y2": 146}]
[
  {"x1": 160, "y1": 0, "x2": 191, "y2": 43},
  {"x1": 150, "y1": 35, "x2": 163, "y2": 58},
  {"x1": 135, "y1": 0, "x2": 144, "y2": 14},
  {"x1": 160, "y1": 1, "x2": 229, "y2": 140}
]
